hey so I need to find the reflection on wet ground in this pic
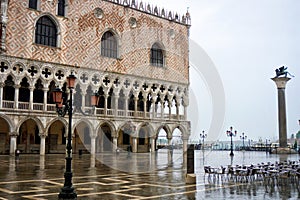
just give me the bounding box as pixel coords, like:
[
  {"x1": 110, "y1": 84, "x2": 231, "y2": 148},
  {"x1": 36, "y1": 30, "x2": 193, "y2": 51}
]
[{"x1": 0, "y1": 150, "x2": 299, "y2": 199}]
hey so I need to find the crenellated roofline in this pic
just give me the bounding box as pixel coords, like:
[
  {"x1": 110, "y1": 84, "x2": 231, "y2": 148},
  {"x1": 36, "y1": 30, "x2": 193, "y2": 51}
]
[{"x1": 103, "y1": 0, "x2": 191, "y2": 26}]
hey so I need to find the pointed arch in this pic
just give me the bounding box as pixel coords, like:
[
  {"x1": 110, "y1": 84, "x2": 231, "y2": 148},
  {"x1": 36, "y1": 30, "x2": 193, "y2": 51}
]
[
  {"x1": 46, "y1": 117, "x2": 68, "y2": 136},
  {"x1": 156, "y1": 124, "x2": 172, "y2": 139},
  {"x1": 19, "y1": 77, "x2": 30, "y2": 105},
  {"x1": 17, "y1": 117, "x2": 44, "y2": 134},
  {"x1": 33, "y1": 78, "x2": 44, "y2": 103},
  {"x1": 74, "y1": 120, "x2": 94, "y2": 153},
  {"x1": 96, "y1": 120, "x2": 116, "y2": 152},
  {"x1": 17, "y1": 117, "x2": 44, "y2": 153},
  {"x1": 0, "y1": 115, "x2": 12, "y2": 154},
  {"x1": 136, "y1": 122, "x2": 155, "y2": 137},
  {"x1": 3, "y1": 75, "x2": 15, "y2": 101},
  {"x1": 73, "y1": 119, "x2": 95, "y2": 139},
  {"x1": 171, "y1": 124, "x2": 188, "y2": 139},
  {"x1": 46, "y1": 119, "x2": 68, "y2": 153},
  {"x1": 34, "y1": 14, "x2": 61, "y2": 47},
  {"x1": 0, "y1": 114, "x2": 14, "y2": 133},
  {"x1": 96, "y1": 120, "x2": 117, "y2": 137}
]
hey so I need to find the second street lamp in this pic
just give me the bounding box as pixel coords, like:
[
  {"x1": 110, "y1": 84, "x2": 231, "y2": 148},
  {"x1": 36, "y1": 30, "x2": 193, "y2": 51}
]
[
  {"x1": 52, "y1": 72, "x2": 99, "y2": 200},
  {"x1": 240, "y1": 132, "x2": 247, "y2": 150},
  {"x1": 200, "y1": 130, "x2": 207, "y2": 150},
  {"x1": 226, "y1": 126, "x2": 237, "y2": 156}
]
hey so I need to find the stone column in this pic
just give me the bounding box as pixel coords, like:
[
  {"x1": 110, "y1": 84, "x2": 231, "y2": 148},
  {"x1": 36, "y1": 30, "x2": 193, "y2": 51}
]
[
  {"x1": 114, "y1": 95, "x2": 119, "y2": 116},
  {"x1": 161, "y1": 101, "x2": 164, "y2": 119},
  {"x1": 90, "y1": 156, "x2": 96, "y2": 168},
  {"x1": 124, "y1": 98, "x2": 128, "y2": 117},
  {"x1": 134, "y1": 97, "x2": 138, "y2": 117},
  {"x1": 132, "y1": 137, "x2": 137, "y2": 153},
  {"x1": 168, "y1": 136, "x2": 172, "y2": 163},
  {"x1": 0, "y1": 83, "x2": 4, "y2": 108},
  {"x1": 100, "y1": 135, "x2": 104, "y2": 152},
  {"x1": 182, "y1": 138, "x2": 188, "y2": 169},
  {"x1": 271, "y1": 77, "x2": 291, "y2": 148},
  {"x1": 184, "y1": 106, "x2": 187, "y2": 120},
  {"x1": 113, "y1": 137, "x2": 118, "y2": 152},
  {"x1": 40, "y1": 134, "x2": 46, "y2": 155},
  {"x1": 183, "y1": 96, "x2": 189, "y2": 120},
  {"x1": 151, "y1": 98, "x2": 156, "y2": 118},
  {"x1": 176, "y1": 98, "x2": 180, "y2": 120},
  {"x1": 168, "y1": 137, "x2": 172, "y2": 146},
  {"x1": 143, "y1": 98, "x2": 147, "y2": 118},
  {"x1": 104, "y1": 94, "x2": 108, "y2": 115},
  {"x1": 168, "y1": 101, "x2": 172, "y2": 120},
  {"x1": 9, "y1": 133, "x2": 18, "y2": 155},
  {"x1": 29, "y1": 86, "x2": 34, "y2": 110},
  {"x1": 151, "y1": 138, "x2": 156, "y2": 153},
  {"x1": 40, "y1": 156, "x2": 45, "y2": 170},
  {"x1": 90, "y1": 137, "x2": 96, "y2": 156},
  {"x1": 43, "y1": 88, "x2": 48, "y2": 111},
  {"x1": 14, "y1": 84, "x2": 20, "y2": 109},
  {"x1": 81, "y1": 91, "x2": 86, "y2": 108}
]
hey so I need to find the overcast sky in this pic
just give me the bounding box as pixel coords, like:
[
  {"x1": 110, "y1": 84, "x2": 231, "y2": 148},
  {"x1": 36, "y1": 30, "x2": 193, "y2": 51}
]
[{"x1": 150, "y1": 0, "x2": 300, "y2": 143}]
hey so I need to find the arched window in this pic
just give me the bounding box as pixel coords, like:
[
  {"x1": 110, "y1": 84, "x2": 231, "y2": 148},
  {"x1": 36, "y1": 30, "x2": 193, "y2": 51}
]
[
  {"x1": 35, "y1": 16, "x2": 57, "y2": 47},
  {"x1": 3, "y1": 75, "x2": 15, "y2": 101},
  {"x1": 29, "y1": 0, "x2": 38, "y2": 9},
  {"x1": 150, "y1": 43, "x2": 164, "y2": 67},
  {"x1": 101, "y1": 31, "x2": 117, "y2": 58},
  {"x1": 19, "y1": 77, "x2": 30, "y2": 102},
  {"x1": 57, "y1": 0, "x2": 66, "y2": 16}
]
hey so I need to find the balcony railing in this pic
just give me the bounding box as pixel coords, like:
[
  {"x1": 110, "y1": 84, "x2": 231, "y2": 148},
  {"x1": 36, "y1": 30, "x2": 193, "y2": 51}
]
[
  {"x1": 1, "y1": 101, "x2": 185, "y2": 120},
  {"x1": 33, "y1": 103, "x2": 44, "y2": 111},
  {"x1": 18, "y1": 102, "x2": 29, "y2": 110},
  {"x1": 2, "y1": 100, "x2": 14, "y2": 108},
  {"x1": 47, "y1": 104, "x2": 56, "y2": 112},
  {"x1": 107, "y1": 109, "x2": 114, "y2": 116}
]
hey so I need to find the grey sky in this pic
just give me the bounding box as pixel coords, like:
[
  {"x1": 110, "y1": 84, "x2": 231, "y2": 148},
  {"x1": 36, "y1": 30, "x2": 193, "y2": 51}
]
[{"x1": 150, "y1": 0, "x2": 300, "y2": 142}]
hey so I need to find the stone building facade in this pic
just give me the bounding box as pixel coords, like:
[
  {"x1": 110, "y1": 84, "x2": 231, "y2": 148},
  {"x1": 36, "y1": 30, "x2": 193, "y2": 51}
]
[{"x1": 0, "y1": 0, "x2": 191, "y2": 155}]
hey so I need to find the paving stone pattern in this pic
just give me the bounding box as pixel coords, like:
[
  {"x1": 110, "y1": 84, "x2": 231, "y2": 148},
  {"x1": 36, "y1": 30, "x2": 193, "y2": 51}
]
[{"x1": 0, "y1": 151, "x2": 300, "y2": 199}]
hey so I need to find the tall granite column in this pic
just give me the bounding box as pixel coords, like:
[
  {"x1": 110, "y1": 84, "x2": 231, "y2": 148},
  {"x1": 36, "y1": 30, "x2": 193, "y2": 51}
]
[{"x1": 271, "y1": 77, "x2": 290, "y2": 148}]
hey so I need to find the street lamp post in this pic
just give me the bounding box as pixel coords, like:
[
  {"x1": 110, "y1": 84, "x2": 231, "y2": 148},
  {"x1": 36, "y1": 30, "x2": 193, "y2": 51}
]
[
  {"x1": 248, "y1": 139, "x2": 253, "y2": 151},
  {"x1": 52, "y1": 72, "x2": 99, "y2": 200},
  {"x1": 226, "y1": 127, "x2": 237, "y2": 156},
  {"x1": 240, "y1": 132, "x2": 247, "y2": 150},
  {"x1": 200, "y1": 130, "x2": 207, "y2": 150}
]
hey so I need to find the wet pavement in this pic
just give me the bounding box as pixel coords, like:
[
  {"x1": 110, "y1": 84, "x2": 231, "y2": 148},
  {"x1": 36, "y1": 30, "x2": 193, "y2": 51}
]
[{"x1": 0, "y1": 150, "x2": 300, "y2": 199}]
